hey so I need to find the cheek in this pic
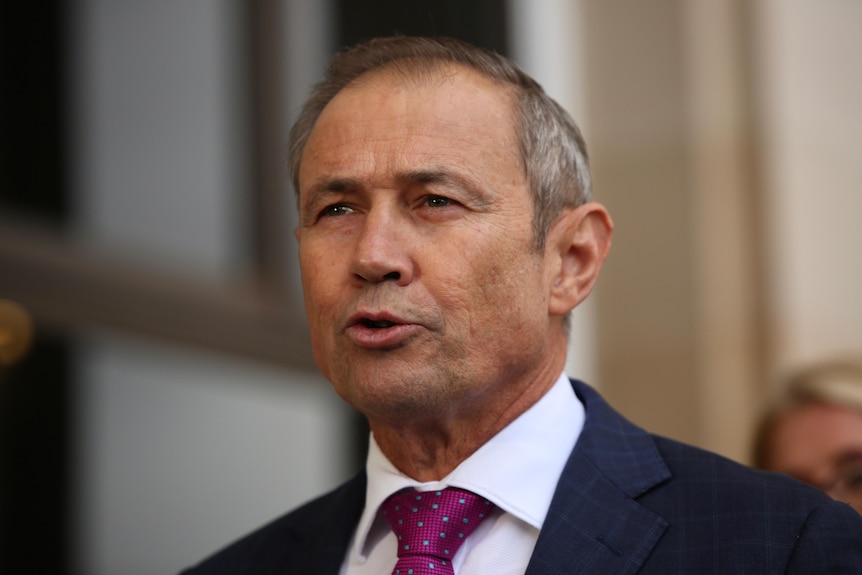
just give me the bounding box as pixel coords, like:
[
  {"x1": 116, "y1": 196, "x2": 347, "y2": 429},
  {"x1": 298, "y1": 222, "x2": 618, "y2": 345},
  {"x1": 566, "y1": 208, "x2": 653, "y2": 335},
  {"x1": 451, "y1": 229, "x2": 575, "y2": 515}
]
[
  {"x1": 300, "y1": 271, "x2": 339, "y2": 381},
  {"x1": 298, "y1": 257, "x2": 343, "y2": 348},
  {"x1": 478, "y1": 251, "x2": 546, "y2": 309},
  {"x1": 450, "y1": 252, "x2": 545, "y2": 340},
  {"x1": 300, "y1": 247, "x2": 338, "y2": 301}
]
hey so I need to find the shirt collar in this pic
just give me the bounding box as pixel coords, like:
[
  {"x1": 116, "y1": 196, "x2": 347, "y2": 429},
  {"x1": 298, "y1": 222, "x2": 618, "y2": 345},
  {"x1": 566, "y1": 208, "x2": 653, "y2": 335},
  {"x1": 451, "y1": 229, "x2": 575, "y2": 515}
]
[{"x1": 352, "y1": 372, "x2": 584, "y2": 560}]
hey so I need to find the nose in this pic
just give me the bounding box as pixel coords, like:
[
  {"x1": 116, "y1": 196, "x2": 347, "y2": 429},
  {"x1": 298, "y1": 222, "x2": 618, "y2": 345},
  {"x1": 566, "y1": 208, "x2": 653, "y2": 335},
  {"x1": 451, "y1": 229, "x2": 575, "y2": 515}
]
[{"x1": 350, "y1": 206, "x2": 414, "y2": 285}]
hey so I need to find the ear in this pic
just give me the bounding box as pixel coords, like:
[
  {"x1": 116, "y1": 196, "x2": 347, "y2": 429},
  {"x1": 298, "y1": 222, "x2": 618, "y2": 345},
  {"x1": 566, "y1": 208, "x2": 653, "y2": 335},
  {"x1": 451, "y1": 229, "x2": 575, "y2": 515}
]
[{"x1": 546, "y1": 202, "x2": 613, "y2": 316}]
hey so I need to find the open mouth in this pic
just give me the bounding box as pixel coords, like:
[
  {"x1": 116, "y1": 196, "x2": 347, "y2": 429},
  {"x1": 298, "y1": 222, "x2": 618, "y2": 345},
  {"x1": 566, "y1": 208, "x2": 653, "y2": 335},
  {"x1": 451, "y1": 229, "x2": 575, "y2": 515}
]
[
  {"x1": 361, "y1": 319, "x2": 397, "y2": 329},
  {"x1": 346, "y1": 313, "x2": 414, "y2": 347}
]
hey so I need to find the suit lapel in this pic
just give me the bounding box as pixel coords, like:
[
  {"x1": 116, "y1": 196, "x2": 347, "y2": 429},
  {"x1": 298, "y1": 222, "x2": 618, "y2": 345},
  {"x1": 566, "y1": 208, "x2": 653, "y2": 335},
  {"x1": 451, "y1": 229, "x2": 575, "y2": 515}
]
[{"x1": 525, "y1": 381, "x2": 670, "y2": 575}]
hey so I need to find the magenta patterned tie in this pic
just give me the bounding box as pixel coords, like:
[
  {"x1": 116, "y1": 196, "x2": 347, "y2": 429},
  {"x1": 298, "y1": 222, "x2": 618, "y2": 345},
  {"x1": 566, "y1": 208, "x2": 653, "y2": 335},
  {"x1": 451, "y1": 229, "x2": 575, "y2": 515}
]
[{"x1": 380, "y1": 488, "x2": 494, "y2": 575}]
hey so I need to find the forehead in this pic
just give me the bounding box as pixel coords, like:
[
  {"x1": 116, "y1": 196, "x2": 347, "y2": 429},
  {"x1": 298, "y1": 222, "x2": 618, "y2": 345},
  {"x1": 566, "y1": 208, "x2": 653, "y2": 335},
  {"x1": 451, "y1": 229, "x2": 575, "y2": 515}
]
[
  {"x1": 772, "y1": 402, "x2": 862, "y2": 463},
  {"x1": 328, "y1": 63, "x2": 517, "y2": 132},
  {"x1": 344, "y1": 60, "x2": 516, "y2": 110},
  {"x1": 299, "y1": 65, "x2": 522, "y2": 185}
]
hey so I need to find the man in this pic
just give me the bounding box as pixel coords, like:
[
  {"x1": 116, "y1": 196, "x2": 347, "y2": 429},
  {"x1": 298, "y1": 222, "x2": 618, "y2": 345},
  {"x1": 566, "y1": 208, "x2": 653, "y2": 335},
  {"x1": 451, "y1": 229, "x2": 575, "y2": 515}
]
[
  {"x1": 754, "y1": 358, "x2": 862, "y2": 514},
  {"x1": 183, "y1": 36, "x2": 862, "y2": 574}
]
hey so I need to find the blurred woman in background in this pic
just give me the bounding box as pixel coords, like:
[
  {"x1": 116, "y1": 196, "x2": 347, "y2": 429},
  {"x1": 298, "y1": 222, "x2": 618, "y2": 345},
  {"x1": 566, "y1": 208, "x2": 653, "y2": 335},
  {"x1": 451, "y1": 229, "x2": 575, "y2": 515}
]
[{"x1": 753, "y1": 358, "x2": 862, "y2": 513}]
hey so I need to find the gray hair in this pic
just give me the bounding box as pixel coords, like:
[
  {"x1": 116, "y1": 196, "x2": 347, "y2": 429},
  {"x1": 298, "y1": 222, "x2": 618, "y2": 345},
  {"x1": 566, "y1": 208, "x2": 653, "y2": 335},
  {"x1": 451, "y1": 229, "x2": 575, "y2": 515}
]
[{"x1": 288, "y1": 36, "x2": 591, "y2": 250}]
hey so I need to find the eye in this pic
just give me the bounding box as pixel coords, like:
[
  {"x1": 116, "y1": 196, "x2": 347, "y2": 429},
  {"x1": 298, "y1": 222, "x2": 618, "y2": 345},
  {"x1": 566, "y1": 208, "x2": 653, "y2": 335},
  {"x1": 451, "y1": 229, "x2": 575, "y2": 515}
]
[
  {"x1": 425, "y1": 195, "x2": 451, "y2": 208},
  {"x1": 319, "y1": 203, "x2": 354, "y2": 218},
  {"x1": 842, "y1": 465, "x2": 862, "y2": 489}
]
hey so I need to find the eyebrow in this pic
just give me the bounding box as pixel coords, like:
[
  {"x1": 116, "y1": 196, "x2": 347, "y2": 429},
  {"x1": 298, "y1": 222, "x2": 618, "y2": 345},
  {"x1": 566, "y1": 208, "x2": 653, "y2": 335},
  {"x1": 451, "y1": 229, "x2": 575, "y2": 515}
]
[
  {"x1": 303, "y1": 166, "x2": 488, "y2": 207},
  {"x1": 834, "y1": 449, "x2": 862, "y2": 466},
  {"x1": 305, "y1": 177, "x2": 362, "y2": 199},
  {"x1": 401, "y1": 168, "x2": 457, "y2": 186},
  {"x1": 300, "y1": 177, "x2": 361, "y2": 217},
  {"x1": 397, "y1": 167, "x2": 489, "y2": 208}
]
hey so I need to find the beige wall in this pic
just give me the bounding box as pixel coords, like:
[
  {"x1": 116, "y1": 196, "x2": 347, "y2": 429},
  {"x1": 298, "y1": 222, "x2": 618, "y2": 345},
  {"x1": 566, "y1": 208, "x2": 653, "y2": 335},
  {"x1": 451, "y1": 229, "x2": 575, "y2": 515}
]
[
  {"x1": 755, "y1": 0, "x2": 862, "y2": 376},
  {"x1": 578, "y1": 0, "x2": 862, "y2": 463}
]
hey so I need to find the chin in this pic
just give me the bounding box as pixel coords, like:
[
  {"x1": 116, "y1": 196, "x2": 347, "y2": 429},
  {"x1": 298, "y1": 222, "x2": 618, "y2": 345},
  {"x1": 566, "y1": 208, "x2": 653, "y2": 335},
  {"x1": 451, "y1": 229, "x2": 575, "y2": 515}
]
[{"x1": 344, "y1": 376, "x2": 454, "y2": 420}]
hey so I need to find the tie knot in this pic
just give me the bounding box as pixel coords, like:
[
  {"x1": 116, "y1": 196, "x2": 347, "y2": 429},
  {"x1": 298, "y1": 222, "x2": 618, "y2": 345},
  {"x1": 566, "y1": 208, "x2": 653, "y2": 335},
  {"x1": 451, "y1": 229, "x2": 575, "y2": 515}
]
[{"x1": 380, "y1": 488, "x2": 494, "y2": 575}]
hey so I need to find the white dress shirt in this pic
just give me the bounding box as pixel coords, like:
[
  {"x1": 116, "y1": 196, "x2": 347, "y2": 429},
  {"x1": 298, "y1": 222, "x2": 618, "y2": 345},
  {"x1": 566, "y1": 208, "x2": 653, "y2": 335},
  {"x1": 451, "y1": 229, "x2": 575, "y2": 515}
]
[{"x1": 340, "y1": 372, "x2": 584, "y2": 575}]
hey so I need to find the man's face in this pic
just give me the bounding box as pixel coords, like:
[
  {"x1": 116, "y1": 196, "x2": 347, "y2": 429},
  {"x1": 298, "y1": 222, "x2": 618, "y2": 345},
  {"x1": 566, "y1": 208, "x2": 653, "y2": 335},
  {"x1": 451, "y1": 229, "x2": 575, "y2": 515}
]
[{"x1": 295, "y1": 67, "x2": 561, "y2": 425}]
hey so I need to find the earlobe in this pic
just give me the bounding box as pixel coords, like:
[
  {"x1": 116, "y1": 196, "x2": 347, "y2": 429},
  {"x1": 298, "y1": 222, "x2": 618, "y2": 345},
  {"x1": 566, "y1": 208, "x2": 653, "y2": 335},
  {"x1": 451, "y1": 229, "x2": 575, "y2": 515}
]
[{"x1": 547, "y1": 202, "x2": 613, "y2": 316}]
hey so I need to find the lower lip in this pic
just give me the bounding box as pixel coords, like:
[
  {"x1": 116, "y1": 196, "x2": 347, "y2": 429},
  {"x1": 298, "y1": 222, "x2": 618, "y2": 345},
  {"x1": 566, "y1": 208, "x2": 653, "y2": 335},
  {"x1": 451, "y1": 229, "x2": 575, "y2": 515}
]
[{"x1": 346, "y1": 323, "x2": 420, "y2": 348}]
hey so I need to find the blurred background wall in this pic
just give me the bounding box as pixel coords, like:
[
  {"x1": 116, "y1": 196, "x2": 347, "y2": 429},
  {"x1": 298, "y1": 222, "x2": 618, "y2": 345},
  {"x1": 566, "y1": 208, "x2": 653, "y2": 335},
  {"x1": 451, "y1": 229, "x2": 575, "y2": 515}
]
[{"x1": 1, "y1": 1, "x2": 860, "y2": 573}]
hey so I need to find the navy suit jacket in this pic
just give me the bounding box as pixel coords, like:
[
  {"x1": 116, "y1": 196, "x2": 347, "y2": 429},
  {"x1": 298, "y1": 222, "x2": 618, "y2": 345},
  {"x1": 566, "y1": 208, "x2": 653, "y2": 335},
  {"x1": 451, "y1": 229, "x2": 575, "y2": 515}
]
[{"x1": 183, "y1": 380, "x2": 862, "y2": 574}]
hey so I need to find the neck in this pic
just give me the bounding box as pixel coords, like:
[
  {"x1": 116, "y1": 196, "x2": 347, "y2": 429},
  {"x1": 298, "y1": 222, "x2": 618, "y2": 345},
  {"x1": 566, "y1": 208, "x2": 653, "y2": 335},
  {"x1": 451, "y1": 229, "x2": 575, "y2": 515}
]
[{"x1": 370, "y1": 350, "x2": 566, "y2": 482}]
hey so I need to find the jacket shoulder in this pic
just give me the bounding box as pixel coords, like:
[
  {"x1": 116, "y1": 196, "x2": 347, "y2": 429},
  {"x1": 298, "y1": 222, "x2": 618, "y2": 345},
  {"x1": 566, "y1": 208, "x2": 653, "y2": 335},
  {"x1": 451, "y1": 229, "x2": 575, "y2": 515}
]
[
  {"x1": 643, "y1": 435, "x2": 862, "y2": 571},
  {"x1": 569, "y1": 380, "x2": 862, "y2": 571}
]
